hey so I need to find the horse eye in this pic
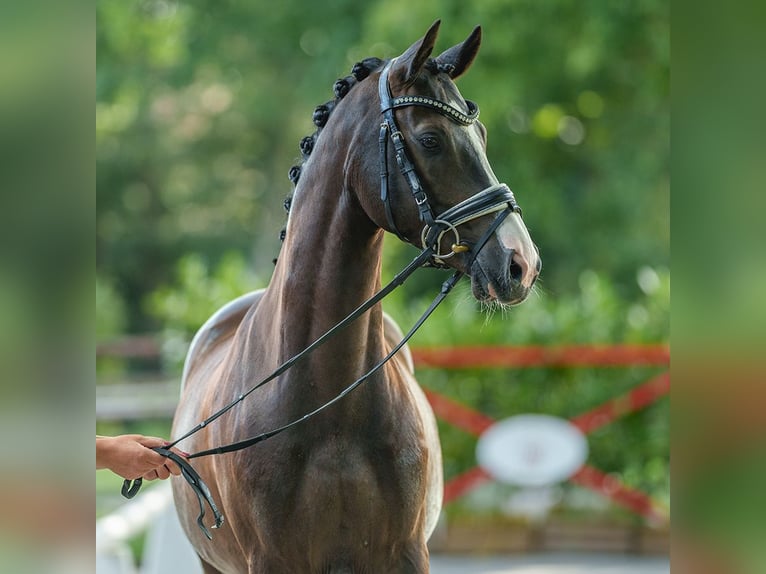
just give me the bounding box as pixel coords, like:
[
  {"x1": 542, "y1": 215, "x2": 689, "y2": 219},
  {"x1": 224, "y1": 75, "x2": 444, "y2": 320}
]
[{"x1": 419, "y1": 135, "x2": 440, "y2": 150}]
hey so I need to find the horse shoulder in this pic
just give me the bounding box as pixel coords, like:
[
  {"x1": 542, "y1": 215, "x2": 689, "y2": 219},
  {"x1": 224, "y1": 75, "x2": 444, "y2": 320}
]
[{"x1": 181, "y1": 289, "x2": 266, "y2": 387}]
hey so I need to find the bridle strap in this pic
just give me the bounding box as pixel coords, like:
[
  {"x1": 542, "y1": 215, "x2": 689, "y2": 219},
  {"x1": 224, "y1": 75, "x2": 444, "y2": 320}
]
[
  {"x1": 188, "y1": 270, "x2": 463, "y2": 458},
  {"x1": 434, "y1": 183, "x2": 520, "y2": 231},
  {"x1": 378, "y1": 122, "x2": 405, "y2": 240},
  {"x1": 121, "y1": 447, "x2": 224, "y2": 540},
  {"x1": 165, "y1": 246, "x2": 436, "y2": 451},
  {"x1": 378, "y1": 60, "x2": 435, "y2": 236},
  {"x1": 180, "y1": 206, "x2": 512, "y2": 460}
]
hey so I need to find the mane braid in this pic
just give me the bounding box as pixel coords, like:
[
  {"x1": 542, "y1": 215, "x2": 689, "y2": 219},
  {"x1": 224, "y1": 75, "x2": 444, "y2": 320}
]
[{"x1": 273, "y1": 57, "x2": 384, "y2": 263}]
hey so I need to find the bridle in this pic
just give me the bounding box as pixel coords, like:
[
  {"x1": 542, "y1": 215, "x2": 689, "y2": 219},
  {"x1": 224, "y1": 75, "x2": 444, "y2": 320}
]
[
  {"x1": 120, "y1": 58, "x2": 524, "y2": 540},
  {"x1": 377, "y1": 59, "x2": 521, "y2": 261}
]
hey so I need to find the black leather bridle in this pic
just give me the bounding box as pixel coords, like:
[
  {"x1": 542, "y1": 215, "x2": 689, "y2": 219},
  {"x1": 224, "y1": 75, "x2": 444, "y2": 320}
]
[
  {"x1": 120, "y1": 58, "x2": 525, "y2": 540},
  {"x1": 377, "y1": 59, "x2": 521, "y2": 261}
]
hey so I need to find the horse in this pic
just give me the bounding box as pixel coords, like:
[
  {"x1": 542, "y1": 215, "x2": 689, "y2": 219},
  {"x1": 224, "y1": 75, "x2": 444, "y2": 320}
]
[{"x1": 171, "y1": 20, "x2": 541, "y2": 573}]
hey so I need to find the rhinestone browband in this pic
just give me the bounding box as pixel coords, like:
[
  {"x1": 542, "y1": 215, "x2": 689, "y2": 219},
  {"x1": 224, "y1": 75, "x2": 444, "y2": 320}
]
[{"x1": 390, "y1": 95, "x2": 479, "y2": 126}]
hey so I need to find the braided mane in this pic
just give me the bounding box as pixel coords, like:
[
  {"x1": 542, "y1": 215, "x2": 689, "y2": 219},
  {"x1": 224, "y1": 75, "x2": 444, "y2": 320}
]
[{"x1": 274, "y1": 58, "x2": 384, "y2": 259}]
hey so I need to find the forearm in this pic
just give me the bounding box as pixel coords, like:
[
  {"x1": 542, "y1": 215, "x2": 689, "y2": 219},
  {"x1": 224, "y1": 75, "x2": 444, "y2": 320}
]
[{"x1": 95, "y1": 435, "x2": 118, "y2": 470}]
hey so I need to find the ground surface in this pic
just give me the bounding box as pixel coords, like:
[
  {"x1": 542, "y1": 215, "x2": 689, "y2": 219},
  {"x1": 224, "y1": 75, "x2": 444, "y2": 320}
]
[{"x1": 430, "y1": 553, "x2": 670, "y2": 574}]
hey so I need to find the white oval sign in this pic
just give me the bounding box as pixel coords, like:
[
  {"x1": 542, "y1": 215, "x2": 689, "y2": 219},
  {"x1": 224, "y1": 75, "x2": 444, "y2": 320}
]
[{"x1": 476, "y1": 414, "x2": 588, "y2": 486}]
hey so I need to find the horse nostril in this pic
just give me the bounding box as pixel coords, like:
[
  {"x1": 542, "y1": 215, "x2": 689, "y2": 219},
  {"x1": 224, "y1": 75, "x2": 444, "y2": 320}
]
[{"x1": 510, "y1": 260, "x2": 523, "y2": 283}]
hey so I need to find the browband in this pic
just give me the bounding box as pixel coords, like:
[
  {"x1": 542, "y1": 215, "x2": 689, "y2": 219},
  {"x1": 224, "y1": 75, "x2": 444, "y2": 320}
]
[{"x1": 388, "y1": 95, "x2": 479, "y2": 126}]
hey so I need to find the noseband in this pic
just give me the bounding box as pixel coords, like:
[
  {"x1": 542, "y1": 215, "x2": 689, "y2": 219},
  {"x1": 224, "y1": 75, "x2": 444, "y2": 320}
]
[{"x1": 378, "y1": 59, "x2": 522, "y2": 260}]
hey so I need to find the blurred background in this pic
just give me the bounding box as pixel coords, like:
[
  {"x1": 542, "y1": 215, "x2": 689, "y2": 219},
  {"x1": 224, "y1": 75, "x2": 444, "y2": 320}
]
[{"x1": 96, "y1": 0, "x2": 668, "y2": 571}]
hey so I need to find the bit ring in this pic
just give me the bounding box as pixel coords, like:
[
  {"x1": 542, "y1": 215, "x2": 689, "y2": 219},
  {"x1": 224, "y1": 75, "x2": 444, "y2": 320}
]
[{"x1": 422, "y1": 220, "x2": 462, "y2": 259}]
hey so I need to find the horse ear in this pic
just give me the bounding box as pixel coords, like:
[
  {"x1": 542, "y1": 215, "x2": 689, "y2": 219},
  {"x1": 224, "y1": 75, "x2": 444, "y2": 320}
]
[
  {"x1": 396, "y1": 20, "x2": 441, "y2": 84},
  {"x1": 435, "y1": 25, "x2": 482, "y2": 80}
]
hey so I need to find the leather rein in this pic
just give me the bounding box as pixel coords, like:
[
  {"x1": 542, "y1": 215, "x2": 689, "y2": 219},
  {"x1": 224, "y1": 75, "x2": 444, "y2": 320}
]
[{"x1": 120, "y1": 59, "x2": 523, "y2": 540}]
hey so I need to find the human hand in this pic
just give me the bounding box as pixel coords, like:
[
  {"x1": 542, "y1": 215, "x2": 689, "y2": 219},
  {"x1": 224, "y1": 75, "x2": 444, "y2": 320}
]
[{"x1": 96, "y1": 434, "x2": 189, "y2": 481}]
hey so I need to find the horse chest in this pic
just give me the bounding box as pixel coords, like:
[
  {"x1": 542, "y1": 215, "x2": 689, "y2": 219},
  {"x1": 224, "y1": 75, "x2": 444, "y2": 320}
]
[
  {"x1": 258, "y1": 435, "x2": 427, "y2": 547},
  {"x1": 294, "y1": 423, "x2": 427, "y2": 499}
]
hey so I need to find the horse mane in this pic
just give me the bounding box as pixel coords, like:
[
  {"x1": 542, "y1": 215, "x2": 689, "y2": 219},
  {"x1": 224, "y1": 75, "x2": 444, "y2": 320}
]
[{"x1": 274, "y1": 57, "x2": 384, "y2": 261}]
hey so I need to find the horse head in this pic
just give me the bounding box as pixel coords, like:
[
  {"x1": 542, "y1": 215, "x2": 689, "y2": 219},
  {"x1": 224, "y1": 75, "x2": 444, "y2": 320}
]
[{"x1": 338, "y1": 21, "x2": 541, "y2": 306}]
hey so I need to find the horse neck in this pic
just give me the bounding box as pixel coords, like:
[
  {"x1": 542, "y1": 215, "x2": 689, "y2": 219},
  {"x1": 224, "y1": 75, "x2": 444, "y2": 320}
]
[{"x1": 265, "y1": 158, "x2": 388, "y2": 401}]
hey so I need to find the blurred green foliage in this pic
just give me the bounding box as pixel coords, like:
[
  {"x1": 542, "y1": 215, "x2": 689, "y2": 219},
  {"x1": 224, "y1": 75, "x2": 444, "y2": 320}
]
[
  {"x1": 97, "y1": 0, "x2": 668, "y2": 330},
  {"x1": 97, "y1": 0, "x2": 668, "y2": 517}
]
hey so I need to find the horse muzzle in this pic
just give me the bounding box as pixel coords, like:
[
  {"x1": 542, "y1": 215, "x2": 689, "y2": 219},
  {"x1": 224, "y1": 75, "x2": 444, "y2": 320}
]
[{"x1": 470, "y1": 242, "x2": 541, "y2": 305}]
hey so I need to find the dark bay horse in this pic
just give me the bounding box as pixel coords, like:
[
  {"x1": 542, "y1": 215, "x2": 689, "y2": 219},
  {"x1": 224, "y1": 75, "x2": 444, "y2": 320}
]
[{"x1": 171, "y1": 21, "x2": 540, "y2": 573}]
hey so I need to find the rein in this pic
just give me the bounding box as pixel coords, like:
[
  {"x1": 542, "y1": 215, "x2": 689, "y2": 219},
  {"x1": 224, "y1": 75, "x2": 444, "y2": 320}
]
[{"x1": 121, "y1": 59, "x2": 523, "y2": 540}]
